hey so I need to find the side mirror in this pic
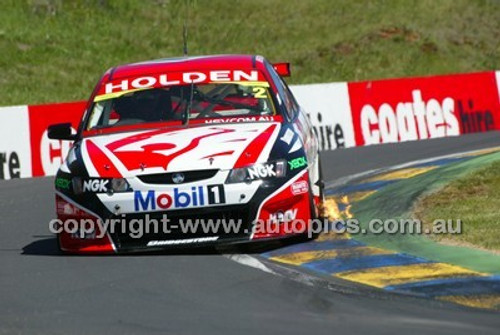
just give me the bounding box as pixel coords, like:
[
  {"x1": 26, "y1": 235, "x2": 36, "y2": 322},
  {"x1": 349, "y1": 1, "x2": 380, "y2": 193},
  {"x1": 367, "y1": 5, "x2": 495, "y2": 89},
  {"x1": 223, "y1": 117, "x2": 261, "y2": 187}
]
[
  {"x1": 48, "y1": 123, "x2": 76, "y2": 141},
  {"x1": 272, "y1": 63, "x2": 291, "y2": 77}
]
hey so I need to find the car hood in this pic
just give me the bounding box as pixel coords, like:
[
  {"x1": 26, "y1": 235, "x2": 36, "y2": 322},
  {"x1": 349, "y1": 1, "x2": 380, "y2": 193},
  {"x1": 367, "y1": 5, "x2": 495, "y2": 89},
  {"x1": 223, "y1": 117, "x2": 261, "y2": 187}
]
[{"x1": 80, "y1": 123, "x2": 281, "y2": 178}]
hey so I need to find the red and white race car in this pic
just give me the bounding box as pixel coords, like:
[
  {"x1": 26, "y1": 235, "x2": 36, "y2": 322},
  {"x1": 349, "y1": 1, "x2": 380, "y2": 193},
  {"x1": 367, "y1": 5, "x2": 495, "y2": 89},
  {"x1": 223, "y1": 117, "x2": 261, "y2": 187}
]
[{"x1": 49, "y1": 54, "x2": 324, "y2": 253}]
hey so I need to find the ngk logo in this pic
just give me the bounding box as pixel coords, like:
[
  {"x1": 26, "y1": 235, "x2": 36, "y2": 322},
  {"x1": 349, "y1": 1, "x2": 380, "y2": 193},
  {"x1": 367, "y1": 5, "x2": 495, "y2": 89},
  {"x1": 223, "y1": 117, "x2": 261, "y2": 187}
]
[
  {"x1": 360, "y1": 90, "x2": 460, "y2": 144},
  {"x1": 247, "y1": 164, "x2": 276, "y2": 179},
  {"x1": 83, "y1": 179, "x2": 109, "y2": 193}
]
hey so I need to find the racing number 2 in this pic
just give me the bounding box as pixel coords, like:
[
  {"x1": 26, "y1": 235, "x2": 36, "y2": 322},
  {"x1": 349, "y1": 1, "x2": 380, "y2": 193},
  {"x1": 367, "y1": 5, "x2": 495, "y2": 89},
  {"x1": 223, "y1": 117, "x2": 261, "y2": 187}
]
[{"x1": 253, "y1": 87, "x2": 267, "y2": 99}]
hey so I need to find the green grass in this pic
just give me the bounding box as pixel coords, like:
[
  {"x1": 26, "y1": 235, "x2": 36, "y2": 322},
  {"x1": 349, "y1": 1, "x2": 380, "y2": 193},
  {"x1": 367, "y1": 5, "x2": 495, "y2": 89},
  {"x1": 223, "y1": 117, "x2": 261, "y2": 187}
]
[
  {"x1": 413, "y1": 160, "x2": 500, "y2": 252},
  {"x1": 1, "y1": 0, "x2": 500, "y2": 105}
]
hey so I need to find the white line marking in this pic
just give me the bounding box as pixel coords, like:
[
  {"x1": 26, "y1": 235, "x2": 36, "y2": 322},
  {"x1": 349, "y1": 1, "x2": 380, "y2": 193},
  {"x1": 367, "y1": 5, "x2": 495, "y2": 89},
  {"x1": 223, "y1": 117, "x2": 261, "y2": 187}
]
[
  {"x1": 325, "y1": 146, "x2": 500, "y2": 189},
  {"x1": 224, "y1": 254, "x2": 275, "y2": 274}
]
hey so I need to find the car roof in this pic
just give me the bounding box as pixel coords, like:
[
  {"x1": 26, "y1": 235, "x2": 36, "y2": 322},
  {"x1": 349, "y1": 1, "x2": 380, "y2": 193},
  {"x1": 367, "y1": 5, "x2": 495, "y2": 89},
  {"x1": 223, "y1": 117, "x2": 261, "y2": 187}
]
[{"x1": 108, "y1": 54, "x2": 262, "y2": 80}]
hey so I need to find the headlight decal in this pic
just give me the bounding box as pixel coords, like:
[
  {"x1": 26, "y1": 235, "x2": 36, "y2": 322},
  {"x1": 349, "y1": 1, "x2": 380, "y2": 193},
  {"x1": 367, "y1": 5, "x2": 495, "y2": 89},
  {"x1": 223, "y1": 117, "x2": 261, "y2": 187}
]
[{"x1": 72, "y1": 177, "x2": 130, "y2": 194}]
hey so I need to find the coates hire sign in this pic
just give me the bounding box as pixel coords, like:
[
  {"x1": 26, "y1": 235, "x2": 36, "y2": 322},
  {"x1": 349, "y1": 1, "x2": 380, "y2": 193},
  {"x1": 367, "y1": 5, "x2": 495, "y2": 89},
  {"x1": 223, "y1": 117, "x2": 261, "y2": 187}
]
[
  {"x1": 348, "y1": 71, "x2": 500, "y2": 146},
  {"x1": 0, "y1": 70, "x2": 499, "y2": 179}
]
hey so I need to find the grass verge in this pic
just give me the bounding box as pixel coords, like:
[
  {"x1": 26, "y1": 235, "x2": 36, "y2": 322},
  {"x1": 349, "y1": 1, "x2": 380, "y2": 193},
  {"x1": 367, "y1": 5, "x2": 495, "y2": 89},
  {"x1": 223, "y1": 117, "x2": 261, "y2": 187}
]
[
  {"x1": 413, "y1": 160, "x2": 500, "y2": 252},
  {"x1": 351, "y1": 151, "x2": 500, "y2": 274}
]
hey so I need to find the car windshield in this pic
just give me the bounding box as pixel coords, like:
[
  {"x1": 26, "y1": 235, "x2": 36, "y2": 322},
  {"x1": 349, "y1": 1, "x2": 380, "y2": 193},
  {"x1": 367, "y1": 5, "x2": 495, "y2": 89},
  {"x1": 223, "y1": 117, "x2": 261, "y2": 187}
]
[{"x1": 85, "y1": 81, "x2": 277, "y2": 130}]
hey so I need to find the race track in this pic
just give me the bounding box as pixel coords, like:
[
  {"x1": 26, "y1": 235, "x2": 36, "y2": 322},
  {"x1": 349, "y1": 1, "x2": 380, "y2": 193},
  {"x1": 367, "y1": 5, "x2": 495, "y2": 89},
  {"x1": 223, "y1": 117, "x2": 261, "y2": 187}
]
[{"x1": 1, "y1": 131, "x2": 500, "y2": 335}]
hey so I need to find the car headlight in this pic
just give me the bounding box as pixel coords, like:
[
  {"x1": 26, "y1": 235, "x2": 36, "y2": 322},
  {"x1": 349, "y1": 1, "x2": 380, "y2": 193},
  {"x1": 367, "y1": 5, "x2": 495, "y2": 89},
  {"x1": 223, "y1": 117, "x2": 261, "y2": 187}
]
[
  {"x1": 72, "y1": 177, "x2": 130, "y2": 194},
  {"x1": 110, "y1": 178, "x2": 129, "y2": 192},
  {"x1": 226, "y1": 160, "x2": 287, "y2": 184}
]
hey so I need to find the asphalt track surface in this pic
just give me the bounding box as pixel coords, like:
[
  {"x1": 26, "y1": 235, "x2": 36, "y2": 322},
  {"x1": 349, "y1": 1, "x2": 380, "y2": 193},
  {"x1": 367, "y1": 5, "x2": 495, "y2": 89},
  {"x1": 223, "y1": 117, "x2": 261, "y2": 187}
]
[{"x1": 1, "y1": 131, "x2": 500, "y2": 335}]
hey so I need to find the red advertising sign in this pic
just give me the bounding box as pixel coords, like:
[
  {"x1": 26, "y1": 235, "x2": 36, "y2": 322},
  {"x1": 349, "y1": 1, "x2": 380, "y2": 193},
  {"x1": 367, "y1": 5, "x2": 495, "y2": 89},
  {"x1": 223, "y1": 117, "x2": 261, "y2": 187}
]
[
  {"x1": 28, "y1": 101, "x2": 86, "y2": 177},
  {"x1": 348, "y1": 71, "x2": 500, "y2": 146}
]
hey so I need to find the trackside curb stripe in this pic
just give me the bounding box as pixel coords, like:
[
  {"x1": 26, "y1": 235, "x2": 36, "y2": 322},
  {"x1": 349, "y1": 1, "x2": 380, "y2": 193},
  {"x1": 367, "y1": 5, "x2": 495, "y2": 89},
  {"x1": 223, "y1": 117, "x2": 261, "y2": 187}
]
[
  {"x1": 438, "y1": 294, "x2": 500, "y2": 309},
  {"x1": 335, "y1": 263, "x2": 484, "y2": 288},
  {"x1": 385, "y1": 276, "x2": 500, "y2": 296},
  {"x1": 310, "y1": 253, "x2": 431, "y2": 274},
  {"x1": 269, "y1": 246, "x2": 393, "y2": 266},
  {"x1": 262, "y1": 239, "x2": 363, "y2": 258}
]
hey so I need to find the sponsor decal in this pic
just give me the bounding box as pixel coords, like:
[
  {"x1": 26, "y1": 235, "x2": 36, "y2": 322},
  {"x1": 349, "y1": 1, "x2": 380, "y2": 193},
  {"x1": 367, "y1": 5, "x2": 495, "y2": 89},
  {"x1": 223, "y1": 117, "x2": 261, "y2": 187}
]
[
  {"x1": 134, "y1": 184, "x2": 226, "y2": 211},
  {"x1": 147, "y1": 236, "x2": 219, "y2": 246},
  {"x1": 288, "y1": 156, "x2": 307, "y2": 170},
  {"x1": 245, "y1": 161, "x2": 286, "y2": 180},
  {"x1": 291, "y1": 180, "x2": 308, "y2": 195},
  {"x1": 73, "y1": 177, "x2": 129, "y2": 193},
  {"x1": 269, "y1": 209, "x2": 298, "y2": 224},
  {"x1": 82, "y1": 178, "x2": 109, "y2": 193},
  {"x1": 55, "y1": 177, "x2": 71, "y2": 189},
  {"x1": 348, "y1": 71, "x2": 500, "y2": 145},
  {"x1": 247, "y1": 163, "x2": 278, "y2": 179},
  {"x1": 102, "y1": 70, "x2": 261, "y2": 95},
  {"x1": 204, "y1": 116, "x2": 276, "y2": 124}
]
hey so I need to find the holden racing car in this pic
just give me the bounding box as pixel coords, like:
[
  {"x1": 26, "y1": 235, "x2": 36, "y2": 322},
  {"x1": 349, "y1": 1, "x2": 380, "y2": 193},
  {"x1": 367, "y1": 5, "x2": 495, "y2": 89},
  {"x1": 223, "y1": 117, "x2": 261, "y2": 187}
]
[{"x1": 49, "y1": 54, "x2": 324, "y2": 253}]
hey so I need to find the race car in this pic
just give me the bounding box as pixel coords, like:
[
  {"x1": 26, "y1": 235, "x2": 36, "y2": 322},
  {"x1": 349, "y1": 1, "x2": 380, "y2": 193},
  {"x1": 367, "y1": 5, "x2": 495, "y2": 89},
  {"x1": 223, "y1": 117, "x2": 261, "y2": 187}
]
[{"x1": 49, "y1": 54, "x2": 324, "y2": 253}]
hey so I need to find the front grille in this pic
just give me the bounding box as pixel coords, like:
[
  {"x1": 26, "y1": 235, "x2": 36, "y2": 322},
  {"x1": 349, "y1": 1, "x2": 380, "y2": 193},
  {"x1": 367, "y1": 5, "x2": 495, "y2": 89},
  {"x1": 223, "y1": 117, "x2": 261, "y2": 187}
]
[
  {"x1": 137, "y1": 169, "x2": 219, "y2": 185},
  {"x1": 112, "y1": 205, "x2": 251, "y2": 248}
]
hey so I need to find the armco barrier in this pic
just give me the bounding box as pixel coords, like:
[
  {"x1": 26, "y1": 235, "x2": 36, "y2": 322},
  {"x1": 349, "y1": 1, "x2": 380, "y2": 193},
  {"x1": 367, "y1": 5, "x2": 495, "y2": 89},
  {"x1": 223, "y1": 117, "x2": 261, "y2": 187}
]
[{"x1": 1, "y1": 71, "x2": 499, "y2": 180}]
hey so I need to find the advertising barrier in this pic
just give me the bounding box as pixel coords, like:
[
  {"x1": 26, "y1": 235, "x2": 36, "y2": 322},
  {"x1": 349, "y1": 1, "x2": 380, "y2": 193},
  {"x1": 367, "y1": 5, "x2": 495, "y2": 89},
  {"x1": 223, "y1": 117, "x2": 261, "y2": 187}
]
[
  {"x1": 28, "y1": 102, "x2": 86, "y2": 177},
  {"x1": 0, "y1": 71, "x2": 499, "y2": 179},
  {"x1": 0, "y1": 106, "x2": 31, "y2": 179},
  {"x1": 291, "y1": 82, "x2": 355, "y2": 150},
  {"x1": 348, "y1": 71, "x2": 500, "y2": 146}
]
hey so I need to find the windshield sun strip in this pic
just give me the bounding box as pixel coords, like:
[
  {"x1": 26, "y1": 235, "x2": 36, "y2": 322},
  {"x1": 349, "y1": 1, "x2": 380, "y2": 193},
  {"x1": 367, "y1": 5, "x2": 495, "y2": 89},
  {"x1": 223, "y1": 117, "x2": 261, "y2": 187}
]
[{"x1": 93, "y1": 81, "x2": 270, "y2": 102}]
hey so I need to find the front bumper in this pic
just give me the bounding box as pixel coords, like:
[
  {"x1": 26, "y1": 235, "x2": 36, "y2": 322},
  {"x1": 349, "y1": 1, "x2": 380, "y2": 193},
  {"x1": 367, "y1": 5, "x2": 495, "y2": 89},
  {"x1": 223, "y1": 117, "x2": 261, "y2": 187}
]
[{"x1": 54, "y1": 170, "x2": 313, "y2": 254}]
